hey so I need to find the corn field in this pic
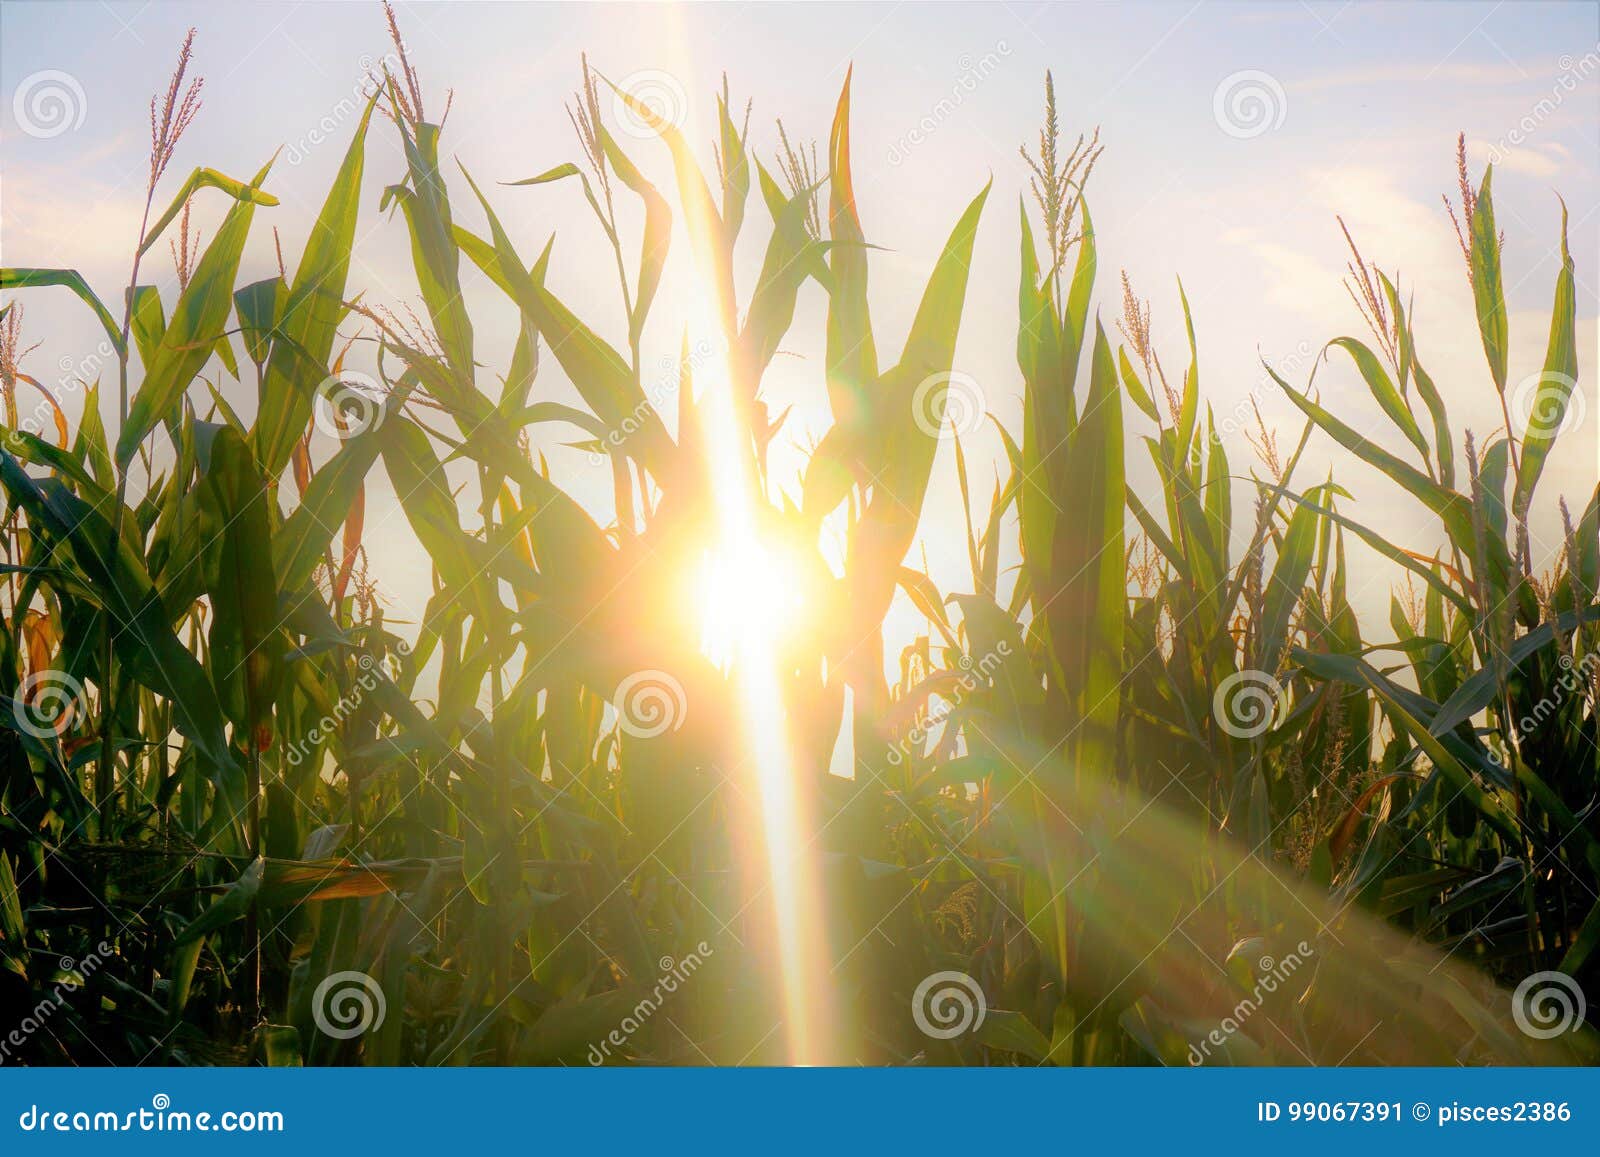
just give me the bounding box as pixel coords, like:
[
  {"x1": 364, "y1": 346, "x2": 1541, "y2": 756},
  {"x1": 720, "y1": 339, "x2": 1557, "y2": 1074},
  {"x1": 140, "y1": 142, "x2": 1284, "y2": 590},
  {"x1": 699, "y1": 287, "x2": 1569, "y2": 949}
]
[{"x1": 0, "y1": 6, "x2": 1596, "y2": 1067}]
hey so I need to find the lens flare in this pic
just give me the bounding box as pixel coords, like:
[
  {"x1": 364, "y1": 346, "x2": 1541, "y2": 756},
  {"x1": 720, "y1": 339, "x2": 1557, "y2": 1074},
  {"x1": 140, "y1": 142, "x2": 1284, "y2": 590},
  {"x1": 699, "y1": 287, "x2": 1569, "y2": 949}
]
[{"x1": 688, "y1": 321, "x2": 832, "y2": 1064}]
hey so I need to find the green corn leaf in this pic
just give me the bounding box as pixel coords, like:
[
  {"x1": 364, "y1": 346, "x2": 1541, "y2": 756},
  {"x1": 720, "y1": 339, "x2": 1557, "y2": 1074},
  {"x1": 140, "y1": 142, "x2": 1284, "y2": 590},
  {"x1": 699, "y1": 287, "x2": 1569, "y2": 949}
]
[
  {"x1": 738, "y1": 164, "x2": 830, "y2": 391},
  {"x1": 126, "y1": 284, "x2": 167, "y2": 367},
  {"x1": 1295, "y1": 650, "x2": 1520, "y2": 844},
  {"x1": 1267, "y1": 362, "x2": 1476, "y2": 552},
  {"x1": 0, "y1": 452, "x2": 236, "y2": 773},
  {"x1": 1261, "y1": 491, "x2": 1321, "y2": 674},
  {"x1": 234, "y1": 276, "x2": 286, "y2": 369},
  {"x1": 854, "y1": 180, "x2": 990, "y2": 622},
  {"x1": 392, "y1": 118, "x2": 475, "y2": 379},
  {"x1": 456, "y1": 175, "x2": 672, "y2": 477},
  {"x1": 1328, "y1": 337, "x2": 1430, "y2": 463},
  {"x1": 119, "y1": 158, "x2": 272, "y2": 465},
  {"x1": 1173, "y1": 279, "x2": 1201, "y2": 463},
  {"x1": 825, "y1": 68, "x2": 878, "y2": 434},
  {"x1": 1411, "y1": 357, "x2": 1454, "y2": 489},
  {"x1": 1053, "y1": 323, "x2": 1125, "y2": 782},
  {"x1": 596, "y1": 126, "x2": 671, "y2": 355},
  {"x1": 0, "y1": 268, "x2": 125, "y2": 358},
  {"x1": 174, "y1": 856, "x2": 266, "y2": 946},
  {"x1": 275, "y1": 396, "x2": 406, "y2": 594},
  {"x1": 1469, "y1": 166, "x2": 1508, "y2": 393},
  {"x1": 1513, "y1": 198, "x2": 1577, "y2": 520},
  {"x1": 1118, "y1": 347, "x2": 1160, "y2": 423},
  {"x1": 199, "y1": 425, "x2": 284, "y2": 744},
  {"x1": 607, "y1": 74, "x2": 735, "y2": 339},
  {"x1": 139, "y1": 166, "x2": 281, "y2": 256},
  {"x1": 717, "y1": 81, "x2": 752, "y2": 245},
  {"x1": 255, "y1": 97, "x2": 374, "y2": 477}
]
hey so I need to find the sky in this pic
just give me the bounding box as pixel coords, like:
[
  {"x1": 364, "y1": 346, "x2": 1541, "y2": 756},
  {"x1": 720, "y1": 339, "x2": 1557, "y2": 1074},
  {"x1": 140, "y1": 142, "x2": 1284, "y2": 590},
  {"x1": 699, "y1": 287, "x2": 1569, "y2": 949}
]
[{"x1": 2, "y1": 0, "x2": 1598, "y2": 670}]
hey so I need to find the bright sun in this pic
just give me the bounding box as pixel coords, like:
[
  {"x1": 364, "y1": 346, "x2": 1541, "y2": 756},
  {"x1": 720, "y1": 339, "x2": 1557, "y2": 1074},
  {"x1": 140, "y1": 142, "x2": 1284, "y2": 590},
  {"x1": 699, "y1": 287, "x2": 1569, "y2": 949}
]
[{"x1": 694, "y1": 536, "x2": 806, "y2": 671}]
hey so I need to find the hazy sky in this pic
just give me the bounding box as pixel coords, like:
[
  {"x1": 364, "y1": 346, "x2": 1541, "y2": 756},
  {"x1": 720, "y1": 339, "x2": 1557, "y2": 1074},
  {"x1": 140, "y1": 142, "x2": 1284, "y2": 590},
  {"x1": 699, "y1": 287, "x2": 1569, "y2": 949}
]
[{"x1": 2, "y1": 0, "x2": 1597, "y2": 664}]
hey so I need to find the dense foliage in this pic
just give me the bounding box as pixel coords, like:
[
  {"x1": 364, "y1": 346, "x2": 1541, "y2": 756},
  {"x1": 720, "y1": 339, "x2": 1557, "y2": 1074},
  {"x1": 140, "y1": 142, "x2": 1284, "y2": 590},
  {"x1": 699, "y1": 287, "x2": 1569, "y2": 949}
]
[{"x1": 1, "y1": 12, "x2": 1595, "y2": 1065}]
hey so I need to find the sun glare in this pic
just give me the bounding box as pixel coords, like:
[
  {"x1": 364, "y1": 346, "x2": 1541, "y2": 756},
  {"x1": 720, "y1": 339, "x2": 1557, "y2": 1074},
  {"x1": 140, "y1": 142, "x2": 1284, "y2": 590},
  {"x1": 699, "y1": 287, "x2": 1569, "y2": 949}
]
[
  {"x1": 685, "y1": 286, "x2": 832, "y2": 1063},
  {"x1": 695, "y1": 537, "x2": 806, "y2": 670}
]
